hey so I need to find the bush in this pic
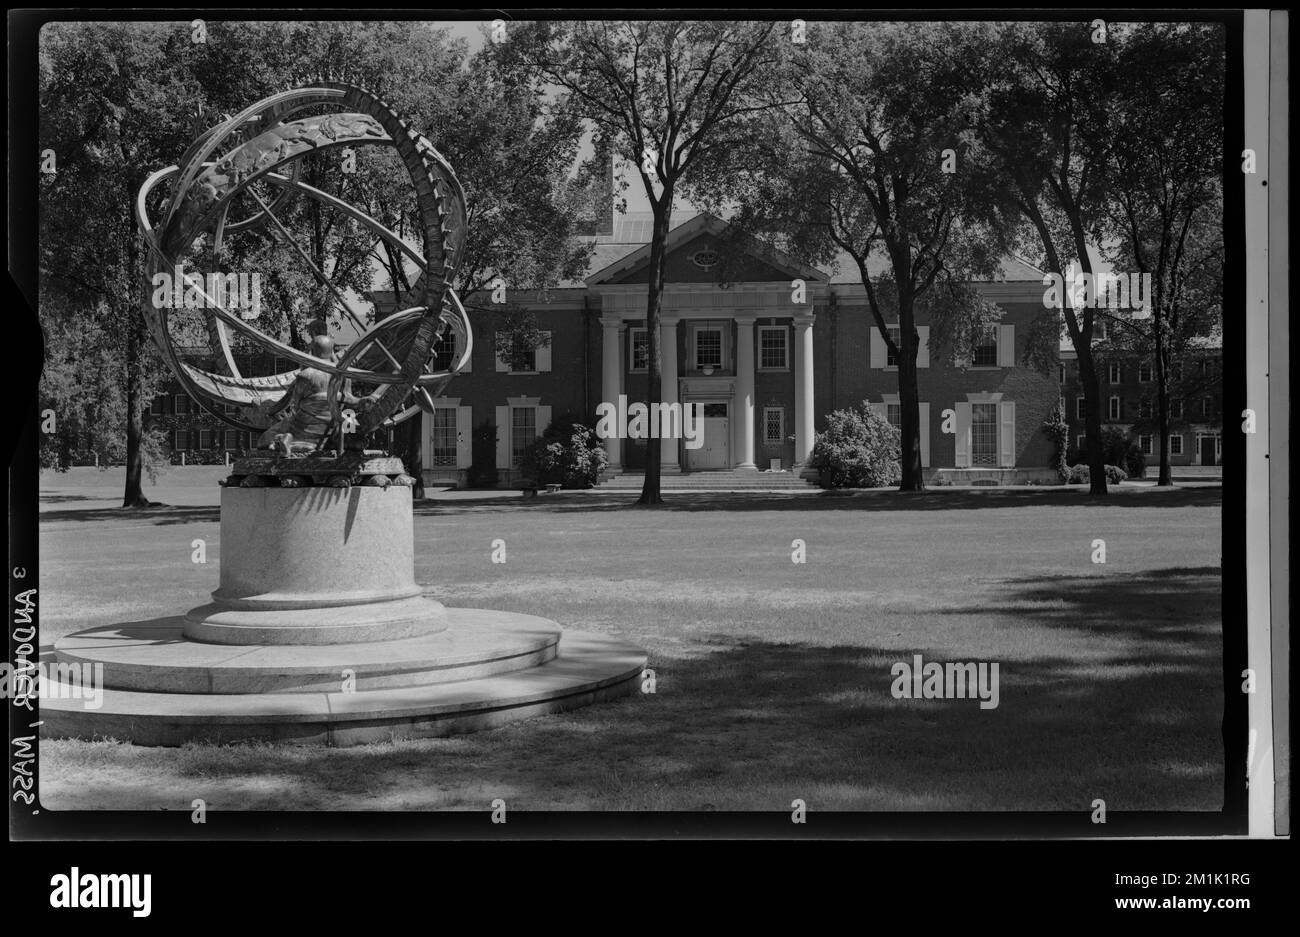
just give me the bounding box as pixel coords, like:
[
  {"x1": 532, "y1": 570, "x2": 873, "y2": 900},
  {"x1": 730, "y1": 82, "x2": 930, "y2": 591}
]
[
  {"x1": 1067, "y1": 463, "x2": 1127, "y2": 485},
  {"x1": 1099, "y1": 426, "x2": 1146, "y2": 480},
  {"x1": 809, "y1": 401, "x2": 901, "y2": 489},
  {"x1": 517, "y1": 415, "x2": 608, "y2": 489},
  {"x1": 1042, "y1": 405, "x2": 1070, "y2": 482}
]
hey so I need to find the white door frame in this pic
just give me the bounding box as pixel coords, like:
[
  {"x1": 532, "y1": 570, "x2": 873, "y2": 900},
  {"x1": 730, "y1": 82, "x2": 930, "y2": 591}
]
[{"x1": 685, "y1": 397, "x2": 731, "y2": 471}]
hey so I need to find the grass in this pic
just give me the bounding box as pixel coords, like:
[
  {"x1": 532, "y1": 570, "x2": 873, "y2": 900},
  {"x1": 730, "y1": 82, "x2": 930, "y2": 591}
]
[{"x1": 37, "y1": 469, "x2": 1224, "y2": 811}]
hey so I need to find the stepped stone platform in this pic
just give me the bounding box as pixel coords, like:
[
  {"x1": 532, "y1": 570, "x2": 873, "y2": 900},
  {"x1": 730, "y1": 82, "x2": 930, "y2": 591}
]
[
  {"x1": 41, "y1": 613, "x2": 644, "y2": 747},
  {"x1": 41, "y1": 483, "x2": 646, "y2": 747}
]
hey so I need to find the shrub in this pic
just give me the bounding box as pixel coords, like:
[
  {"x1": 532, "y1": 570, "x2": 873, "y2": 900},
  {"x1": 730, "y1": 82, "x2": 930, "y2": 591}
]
[
  {"x1": 809, "y1": 401, "x2": 901, "y2": 489},
  {"x1": 1099, "y1": 426, "x2": 1146, "y2": 480},
  {"x1": 1067, "y1": 463, "x2": 1127, "y2": 485},
  {"x1": 1042, "y1": 405, "x2": 1070, "y2": 482},
  {"x1": 517, "y1": 415, "x2": 608, "y2": 489}
]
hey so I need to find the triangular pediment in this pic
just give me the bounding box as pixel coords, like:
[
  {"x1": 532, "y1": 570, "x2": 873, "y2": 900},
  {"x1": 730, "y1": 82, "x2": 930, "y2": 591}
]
[{"x1": 586, "y1": 213, "x2": 827, "y2": 286}]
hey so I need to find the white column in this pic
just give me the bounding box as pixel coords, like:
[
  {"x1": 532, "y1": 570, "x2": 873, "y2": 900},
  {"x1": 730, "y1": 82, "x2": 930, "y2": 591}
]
[
  {"x1": 660, "y1": 317, "x2": 680, "y2": 472},
  {"x1": 734, "y1": 315, "x2": 757, "y2": 469},
  {"x1": 601, "y1": 316, "x2": 622, "y2": 471},
  {"x1": 794, "y1": 313, "x2": 816, "y2": 467}
]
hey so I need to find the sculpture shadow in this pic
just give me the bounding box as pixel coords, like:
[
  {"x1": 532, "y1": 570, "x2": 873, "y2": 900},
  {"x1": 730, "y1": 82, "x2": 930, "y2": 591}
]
[{"x1": 93, "y1": 565, "x2": 1224, "y2": 813}]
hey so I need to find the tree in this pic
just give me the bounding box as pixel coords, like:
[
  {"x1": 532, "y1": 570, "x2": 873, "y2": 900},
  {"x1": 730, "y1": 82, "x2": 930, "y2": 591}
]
[
  {"x1": 513, "y1": 20, "x2": 780, "y2": 504},
  {"x1": 1099, "y1": 23, "x2": 1225, "y2": 486},
  {"x1": 705, "y1": 22, "x2": 1015, "y2": 491},
  {"x1": 39, "y1": 22, "x2": 204, "y2": 506},
  {"x1": 981, "y1": 21, "x2": 1125, "y2": 495},
  {"x1": 40, "y1": 21, "x2": 591, "y2": 501},
  {"x1": 370, "y1": 29, "x2": 596, "y2": 493}
]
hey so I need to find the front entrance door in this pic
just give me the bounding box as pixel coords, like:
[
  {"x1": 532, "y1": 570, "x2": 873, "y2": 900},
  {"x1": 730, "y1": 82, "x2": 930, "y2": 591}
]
[
  {"x1": 690, "y1": 401, "x2": 730, "y2": 470},
  {"x1": 1200, "y1": 435, "x2": 1219, "y2": 466}
]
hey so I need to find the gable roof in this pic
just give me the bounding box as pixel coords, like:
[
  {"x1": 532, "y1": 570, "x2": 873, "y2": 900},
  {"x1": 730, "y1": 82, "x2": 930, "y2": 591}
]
[
  {"x1": 824, "y1": 250, "x2": 1046, "y2": 284},
  {"x1": 585, "y1": 211, "x2": 828, "y2": 286},
  {"x1": 368, "y1": 212, "x2": 1050, "y2": 313}
]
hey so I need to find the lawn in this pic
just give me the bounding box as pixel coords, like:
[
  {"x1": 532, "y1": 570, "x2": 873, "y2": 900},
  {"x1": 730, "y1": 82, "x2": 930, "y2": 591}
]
[{"x1": 36, "y1": 468, "x2": 1224, "y2": 812}]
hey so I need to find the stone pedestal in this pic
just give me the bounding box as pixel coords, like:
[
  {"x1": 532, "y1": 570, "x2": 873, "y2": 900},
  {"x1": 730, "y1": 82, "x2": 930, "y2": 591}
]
[
  {"x1": 185, "y1": 487, "x2": 446, "y2": 645},
  {"x1": 42, "y1": 469, "x2": 647, "y2": 747}
]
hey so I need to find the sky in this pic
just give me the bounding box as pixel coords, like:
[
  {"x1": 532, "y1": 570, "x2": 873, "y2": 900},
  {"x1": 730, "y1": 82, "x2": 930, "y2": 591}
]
[{"x1": 431, "y1": 19, "x2": 664, "y2": 217}]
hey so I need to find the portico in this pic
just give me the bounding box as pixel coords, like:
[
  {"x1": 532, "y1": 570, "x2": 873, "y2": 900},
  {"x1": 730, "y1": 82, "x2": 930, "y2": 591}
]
[
  {"x1": 594, "y1": 284, "x2": 821, "y2": 474},
  {"x1": 582, "y1": 213, "x2": 831, "y2": 476}
]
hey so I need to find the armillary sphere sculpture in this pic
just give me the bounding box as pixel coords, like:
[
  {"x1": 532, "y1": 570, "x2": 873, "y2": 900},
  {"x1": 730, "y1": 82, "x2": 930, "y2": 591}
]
[
  {"x1": 40, "y1": 80, "x2": 647, "y2": 748},
  {"x1": 135, "y1": 80, "x2": 472, "y2": 484}
]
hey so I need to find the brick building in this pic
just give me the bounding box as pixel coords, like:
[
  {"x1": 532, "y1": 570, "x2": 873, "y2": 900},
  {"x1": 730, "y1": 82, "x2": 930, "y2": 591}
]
[
  {"x1": 150, "y1": 211, "x2": 1221, "y2": 486},
  {"x1": 146, "y1": 349, "x2": 347, "y2": 464},
  {"x1": 372, "y1": 212, "x2": 1062, "y2": 487},
  {"x1": 1060, "y1": 331, "x2": 1224, "y2": 469}
]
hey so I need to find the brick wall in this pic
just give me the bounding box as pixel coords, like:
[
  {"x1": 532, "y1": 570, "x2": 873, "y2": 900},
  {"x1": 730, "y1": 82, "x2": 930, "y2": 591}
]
[{"x1": 816, "y1": 298, "x2": 1060, "y2": 469}]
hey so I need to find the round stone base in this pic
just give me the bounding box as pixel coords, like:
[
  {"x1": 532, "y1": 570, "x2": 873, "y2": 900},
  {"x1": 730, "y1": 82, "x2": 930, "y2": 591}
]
[
  {"x1": 41, "y1": 609, "x2": 647, "y2": 747},
  {"x1": 182, "y1": 595, "x2": 449, "y2": 645},
  {"x1": 58, "y1": 609, "x2": 557, "y2": 693}
]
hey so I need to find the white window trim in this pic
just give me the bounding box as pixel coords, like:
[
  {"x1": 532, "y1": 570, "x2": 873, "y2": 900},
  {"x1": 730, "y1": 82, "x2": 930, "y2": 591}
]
[
  {"x1": 1108, "y1": 364, "x2": 1121, "y2": 383},
  {"x1": 428, "y1": 397, "x2": 462, "y2": 469},
  {"x1": 1108, "y1": 395, "x2": 1121, "y2": 420},
  {"x1": 757, "y1": 325, "x2": 789, "y2": 372},
  {"x1": 629, "y1": 326, "x2": 648, "y2": 373},
  {"x1": 1138, "y1": 364, "x2": 1153, "y2": 382},
  {"x1": 762, "y1": 406, "x2": 785, "y2": 445},
  {"x1": 970, "y1": 326, "x2": 1000, "y2": 369},
  {"x1": 1139, "y1": 434, "x2": 1153, "y2": 455},
  {"x1": 1076, "y1": 396, "x2": 1086, "y2": 420},
  {"x1": 1076, "y1": 434, "x2": 1087, "y2": 451},
  {"x1": 519, "y1": 330, "x2": 552, "y2": 374},
  {"x1": 692, "y1": 324, "x2": 727, "y2": 372},
  {"x1": 885, "y1": 324, "x2": 901, "y2": 370},
  {"x1": 1169, "y1": 434, "x2": 1184, "y2": 456}
]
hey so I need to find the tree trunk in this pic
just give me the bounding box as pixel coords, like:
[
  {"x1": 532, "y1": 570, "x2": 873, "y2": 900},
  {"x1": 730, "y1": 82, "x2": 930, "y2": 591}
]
[
  {"x1": 1079, "y1": 352, "x2": 1108, "y2": 495},
  {"x1": 1155, "y1": 352, "x2": 1173, "y2": 487},
  {"x1": 402, "y1": 414, "x2": 425, "y2": 498},
  {"x1": 896, "y1": 297, "x2": 925, "y2": 492},
  {"x1": 122, "y1": 226, "x2": 152, "y2": 509},
  {"x1": 637, "y1": 197, "x2": 673, "y2": 506},
  {"x1": 122, "y1": 312, "x2": 152, "y2": 508}
]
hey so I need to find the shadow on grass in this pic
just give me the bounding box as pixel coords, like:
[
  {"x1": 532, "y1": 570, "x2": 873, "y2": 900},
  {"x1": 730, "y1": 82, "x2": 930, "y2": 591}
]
[
  {"x1": 38, "y1": 504, "x2": 220, "y2": 525},
  {"x1": 42, "y1": 566, "x2": 1223, "y2": 812},
  {"x1": 416, "y1": 485, "x2": 1223, "y2": 517},
  {"x1": 40, "y1": 484, "x2": 1221, "y2": 525}
]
